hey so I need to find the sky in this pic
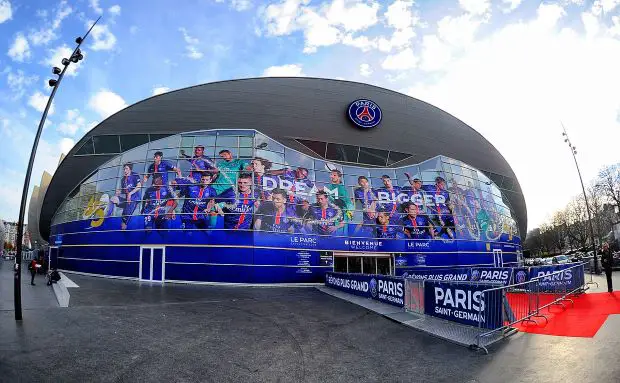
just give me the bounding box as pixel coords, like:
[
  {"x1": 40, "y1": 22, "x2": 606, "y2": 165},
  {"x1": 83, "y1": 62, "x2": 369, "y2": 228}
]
[{"x1": 1, "y1": 0, "x2": 620, "y2": 232}]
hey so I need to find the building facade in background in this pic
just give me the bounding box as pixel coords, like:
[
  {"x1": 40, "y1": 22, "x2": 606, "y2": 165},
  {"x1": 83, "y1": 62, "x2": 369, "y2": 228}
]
[{"x1": 39, "y1": 78, "x2": 526, "y2": 284}]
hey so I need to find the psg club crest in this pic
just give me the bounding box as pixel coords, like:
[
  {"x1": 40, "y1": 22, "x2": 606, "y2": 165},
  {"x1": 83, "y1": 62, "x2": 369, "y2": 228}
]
[
  {"x1": 369, "y1": 278, "x2": 378, "y2": 297},
  {"x1": 347, "y1": 99, "x2": 382, "y2": 129}
]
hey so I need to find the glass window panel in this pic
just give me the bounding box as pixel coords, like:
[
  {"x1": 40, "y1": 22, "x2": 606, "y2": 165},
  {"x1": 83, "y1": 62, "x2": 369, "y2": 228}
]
[
  {"x1": 326, "y1": 143, "x2": 359, "y2": 163},
  {"x1": 93, "y1": 135, "x2": 120, "y2": 154},
  {"x1": 255, "y1": 149, "x2": 284, "y2": 170},
  {"x1": 358, "y1": 146, "x2": 388, "y2": 166},
  {"x1": 297, "y1": 139, "x2": 327, "y2": 157},
  {"x1": 120, "y1": 134, "x2": 149, "y2": 152},
  {"x1": 147, "y1": 148, "x2": 179, "y2": 161},
  {"x1": 284, "y1": 148, "x2": 314, "y2": 169},
  {"x1": 96, "y1": 178, "x2": 117, "y2": 194},
  {"x1": 502, "y1": 177, "x2": 515, "y2": 191},
  {"x1": 97, "y1": 166, "x2": 120, "y2": 181},
  {"x1": 216, "y1": 147, "x2": 239, "y2": 158},
  {"x1": 239, "y1": 136, "x2": 253, "y2": 147},
  {"x1": 215, "y1": 135, "x2": 238, "y2": 148},
  {"x1": 75, "y1": 138, "x2": 94, "y2": 155},
  {"x1": 396, "y1": 166, "x2": 421, "y2": 188},
  {"x1": 342, "y1": 166, "x2": 369, "y2": 188},
  {"x1": 180, "y1": 136, "x2": 194, "y2": 148},
  {"x1": 314, "y1": 170, "x2": 332, "y2": 185},
  {"x1": 120, "y1": 146, "x2": 148, "y2": 163},
  {"x1": 387, "y1": 151, "x2": 411, "y2": 165},
  {"x1": 149, "y1": 134, "x2": 179, "y2": 149},
  {"x1": 255, "y1": 134, "x2": 284, "y2": 153},
  {"x1": 194, "y1": 135, "x2": 216, "y2": 148},
  {"x1": 239, "y1": 147, "x2": 253, "y2": 158}
]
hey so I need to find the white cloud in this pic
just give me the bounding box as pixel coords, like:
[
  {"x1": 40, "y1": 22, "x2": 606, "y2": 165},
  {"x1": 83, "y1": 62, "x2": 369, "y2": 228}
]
[
  {"x1": 6, "y1": 69, "x2": 38, "y2": 99},
  {"x1": 45, "y1": 45, "x2": 84, "y2": 77},
  {"x1": 152, "y1": 86, "x2": 171, "y2": 96},
  {"x1": 89, "y1": 0, "x2": 103, "y2": 14},
  {"x1": 359, "y1": 63, "x2": 372, "y2": 77},
  {"x1": 57, "y1": 109, "x2": 95, "y2": 136},
  {"x1": 437, "y1": 14, "x2": 482, "y2": 48},
  {"x1": 231, "y1": 0, "x2": 252, "y2": 11},
  {"x1": 260, "y1": 0, "x2": 380, "y2": 53},
  {"x1": 28, "y1": 91, "x2": 54, "y2": 115},
  {"x1": 29, "y1": 0, "x2": 73, "y2": 46},
  {"x1": 262, "y1": 64, "x2": 305, "y2": 77},
  {"x1": 59, "y1": 137, "x2": 75, "y2": 154},
  {"x1": 381, "y1": 47, "x2": 418, "y2": 70},
  {"x1": 8, "y1": 34, "x2": 31, "y2": 62},
  {"x1": 129, "y1": 25, "x2": 138, "y2": 34},
  {"x1": 343, "y1": 34, "x2": 377, "y2": 51},
  {"x1": 459, "y1": 0, "x2": 491, "y2": 16},
  {"x1": 385, "y1": 0, "x2": 417, "y2": 30},
  {"x1": 501, "y1": 0, "x2": 523, "y2": 13},
  {"x1": 419, "y1": 35, "x2": 452, "y2": 72},
  {"x1": 88, "y1": 89, "x2": 127, "y2": 119},
  {"x1": 179, "y1": 27, "x2": 203, "y2": 59},
  {"x1": 108, "y1": 5, "x2": 121, "y2": 15},
  {"x1": 90, "y1": 23, "x2": 117, "y2": 51},
  {"x1": 404, "y1": 2, "x2": 620, "y2": 229},
  {"x1": 0, "y1": 0, "x2": 12, "y2": 24}
]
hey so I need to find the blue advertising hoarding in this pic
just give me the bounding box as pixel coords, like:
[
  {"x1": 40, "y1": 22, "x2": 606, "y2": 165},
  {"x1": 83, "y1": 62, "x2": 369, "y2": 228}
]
[
  {"x1": 529, "y1": 264, "x2": 584, "y2": 292},
  {"x1": 325, "y1": 272, "x2": 405, "y2": 307},
  {"x1": 424, "y1": 281, "x2": 502, "y2": 329}
]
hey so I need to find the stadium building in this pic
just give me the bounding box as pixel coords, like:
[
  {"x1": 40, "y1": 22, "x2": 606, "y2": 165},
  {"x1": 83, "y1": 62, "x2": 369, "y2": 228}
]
[{"x1": 37, "y1": 78, "x2": 526, "y2": 284}]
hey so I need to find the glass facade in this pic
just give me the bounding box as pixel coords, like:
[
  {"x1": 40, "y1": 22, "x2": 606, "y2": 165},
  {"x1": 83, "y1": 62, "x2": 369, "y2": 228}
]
[{"x1": 50, "y1": 129, "x2": 521, "y2": 283}]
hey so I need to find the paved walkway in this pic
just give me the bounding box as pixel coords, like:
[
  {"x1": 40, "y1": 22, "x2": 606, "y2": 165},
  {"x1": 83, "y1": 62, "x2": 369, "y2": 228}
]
[
  {"x1": 0, "y1": 259, "x2": 58, "y2": 312},
  {"x1": 1, "y1": 270, "x2": 619, "y2": 382}
]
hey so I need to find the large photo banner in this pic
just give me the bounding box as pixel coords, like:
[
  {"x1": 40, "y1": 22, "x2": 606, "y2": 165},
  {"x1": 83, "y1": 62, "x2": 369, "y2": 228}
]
[{"x1": 52, "y1": 130, "x2": 522, "y2": 264}]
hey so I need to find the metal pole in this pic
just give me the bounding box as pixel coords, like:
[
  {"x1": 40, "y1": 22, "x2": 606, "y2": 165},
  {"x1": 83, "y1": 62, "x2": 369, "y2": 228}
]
[
  {"x1": 13, "y1": 17, "x2": 100, "y2": 320},
  {"x1": 561, "y1": 123, "x2": 599, "y2": 274}
]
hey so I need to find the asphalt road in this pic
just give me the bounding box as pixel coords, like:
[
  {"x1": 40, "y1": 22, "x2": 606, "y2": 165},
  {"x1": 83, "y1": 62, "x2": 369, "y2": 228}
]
[{"x1": 1, "y1": 266, "x2": 619, "y2": 383}]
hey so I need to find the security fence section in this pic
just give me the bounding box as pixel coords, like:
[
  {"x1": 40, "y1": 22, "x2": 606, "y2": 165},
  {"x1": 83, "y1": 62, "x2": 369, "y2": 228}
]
[
  {"x1": 325, "y1": 272, "x2": 405, "y2": 307},
  {"x1": 326, "y1": 264, "x2": 587, "y2": 353},
  {"x1": 424, "y1": 281, "x2": 502, "y2": 329},
  {"x1": 50, "y1": 129, "x2": 522, "y2": 283}
]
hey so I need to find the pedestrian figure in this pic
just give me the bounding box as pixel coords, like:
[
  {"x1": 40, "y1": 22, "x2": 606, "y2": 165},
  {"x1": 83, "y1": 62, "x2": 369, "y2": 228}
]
[
  {"x1": 28, "y1": 259, "x2": 38, "y2": 285},
  {"x1": 601, "y1": 243, "x2": 614, "y2": 293}
]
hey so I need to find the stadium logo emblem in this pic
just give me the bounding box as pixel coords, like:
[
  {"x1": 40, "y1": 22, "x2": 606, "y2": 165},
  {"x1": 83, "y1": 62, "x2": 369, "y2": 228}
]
[
  {"x1": 369, "y1": 278, "x2": 378, "y2": 297},
  {"x1": 515, "y1": 270, "x2": 527, "y2": 284},
  {"x1": 347, "y1": 99, "x2": 382, "y2": 129},
  {"x1": 470, "y1": 269, "x2": 480, "y2": 281}
]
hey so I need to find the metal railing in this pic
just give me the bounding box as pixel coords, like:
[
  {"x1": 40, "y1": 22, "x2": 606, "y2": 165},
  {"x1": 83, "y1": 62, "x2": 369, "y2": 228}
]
[
  {"x1": 474, "y1": 262, "x2": 586, "y2": 353},
  {"x1": 404, "y1": 279, "x2": 424, "y2": 314}
]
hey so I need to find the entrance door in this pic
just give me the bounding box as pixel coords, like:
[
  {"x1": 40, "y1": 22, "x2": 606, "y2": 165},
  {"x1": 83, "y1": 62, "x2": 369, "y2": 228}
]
[
  {"x1": 140, "y1": 246, "x2": 165, "y2": 282},
  {"x1": 49, "y1": 247, "x2": 59, "y2": 270},
  {"x1": 493, "y1": 249, "x2": 504, "y2": 267}
]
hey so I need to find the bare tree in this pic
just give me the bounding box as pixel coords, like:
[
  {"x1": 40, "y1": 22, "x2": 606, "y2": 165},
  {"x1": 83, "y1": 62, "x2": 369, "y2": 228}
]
[{"x1": 596, "y1": 164, "x2": 620, "y2": 213}]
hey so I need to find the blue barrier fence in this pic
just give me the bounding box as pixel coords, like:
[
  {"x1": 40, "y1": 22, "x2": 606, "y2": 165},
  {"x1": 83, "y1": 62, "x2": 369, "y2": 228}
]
[{"x1": 325, "y1": 272, "x2": 405, "y2": 307}]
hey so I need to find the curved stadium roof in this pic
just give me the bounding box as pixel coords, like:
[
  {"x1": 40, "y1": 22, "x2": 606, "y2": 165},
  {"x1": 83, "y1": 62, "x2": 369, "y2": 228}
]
[{"x1": 39, "y1": 77, "x2": 527, "y2": 240}]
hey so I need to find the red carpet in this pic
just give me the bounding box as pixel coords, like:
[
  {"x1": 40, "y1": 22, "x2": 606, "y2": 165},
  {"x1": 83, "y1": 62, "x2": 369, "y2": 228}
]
[{"x1": 507, "y1": 291, "x2": 620, "y2": 337}]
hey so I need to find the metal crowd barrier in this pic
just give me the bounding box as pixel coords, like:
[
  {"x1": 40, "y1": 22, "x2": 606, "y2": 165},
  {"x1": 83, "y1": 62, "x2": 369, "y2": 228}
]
[
  {"x1": 404, "y1": 279, "x2": 424, "y2": 314},
  {"x1": 473, "y1": 262, "x2": 586, "y2": 353}
]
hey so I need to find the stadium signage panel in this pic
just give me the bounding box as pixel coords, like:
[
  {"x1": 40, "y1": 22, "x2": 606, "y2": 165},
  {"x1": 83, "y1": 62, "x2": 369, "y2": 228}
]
[
  {"x1": 469, "y1": 267, "x2": 513, "y2": 286},
  {"x1": 530, "y1": 264, "x2": 584, "y2": 292},
  {"x1": 424, "y1": 281, "x2": 502, "y2": 329},
  {"x1": 325, "y1": 272, "x2": 404, "y2": 307},
  {"x1": 347, "y1": 99, "x2": 382, "y2": 129}
]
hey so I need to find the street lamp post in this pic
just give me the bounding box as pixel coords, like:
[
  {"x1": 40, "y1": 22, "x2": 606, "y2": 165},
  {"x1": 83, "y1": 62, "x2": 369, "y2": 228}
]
[
  {"x1": 13, "y1": 17, "x2": 100, "y2": 321},
  {"x1": 561, "y1": 123, "x2": 600, "y2": 274}
]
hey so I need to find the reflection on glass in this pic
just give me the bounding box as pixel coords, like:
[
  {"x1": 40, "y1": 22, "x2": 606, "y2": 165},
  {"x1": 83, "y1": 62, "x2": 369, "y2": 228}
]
[{"x1": 53, "y1": 129, "x2": 521, "y2": 245}]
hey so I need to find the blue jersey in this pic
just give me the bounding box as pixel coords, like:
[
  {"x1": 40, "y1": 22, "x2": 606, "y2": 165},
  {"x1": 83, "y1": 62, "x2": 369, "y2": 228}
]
[
  {"x1": 120, "y1": 172, "x2": 141, "y2": 202},
  {"x1": 375, "y1": 217, "x2": 404, "y2": 239},
  {"x1": 402, "y1": 186, "x2": 428, "y2": 213},
  {"x1": 186, "y1": 156, "x2": 216, "y2": 183},
  {"x1": 148, "y1": 160, "x2": 176, "y2": 184},
  {"x1": 354, "y1": 187, "x2": 377, "y2": 223},
  {"x1": 401, "y1": 215, "x2": 431, "y2": 239},
  {"x1": 253, "y1": 173, "x2": 272, "y2": 201},
  {"x1": 256, "y1": 202, "x2": 296, "y2": 233},
  {"x1": 142, "y1": 185, "x2": 175, "y2": 216},
  {"x1": 281, "y1": 170, "x2": 315, "y2": 205},
  {"x1": 218, "y1": 187, "x2": 258, "y2": 229},
  {"x1": 310, "y1": 205, "x2": 342, "y2": 235},
  {"x1": 173, "y1": 177, "x2": 217, "y2": 221},
  {"x1": 375, "y1": 186, "x2": 402, "y2": 215},
  {"x1": 423, "y1": 185, "x2": 451, "y2": 216}
]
